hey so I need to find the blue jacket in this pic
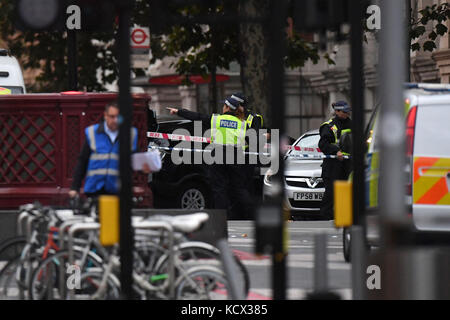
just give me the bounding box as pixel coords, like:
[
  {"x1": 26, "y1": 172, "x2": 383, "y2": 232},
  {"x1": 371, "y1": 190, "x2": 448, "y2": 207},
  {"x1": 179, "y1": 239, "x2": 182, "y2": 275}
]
[{"x1": 71, "y1": 121, "x2": 138, "y2": 194}]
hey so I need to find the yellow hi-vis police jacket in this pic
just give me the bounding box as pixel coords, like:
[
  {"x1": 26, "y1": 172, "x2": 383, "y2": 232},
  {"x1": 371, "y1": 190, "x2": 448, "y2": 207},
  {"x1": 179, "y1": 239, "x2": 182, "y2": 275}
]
[{"x1": 211, "y1": 114, "x2": 247, "y2": 148}]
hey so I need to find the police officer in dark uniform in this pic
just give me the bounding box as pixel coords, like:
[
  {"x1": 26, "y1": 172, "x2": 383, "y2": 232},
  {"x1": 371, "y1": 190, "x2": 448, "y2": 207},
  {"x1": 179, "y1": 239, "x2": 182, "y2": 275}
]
[
  {"x1": 168, "y1": 97, "x2": 254, "y2": 220},
  {"x1": 229, "y1": 92, "x2": 267, "y2": 218},
  {"x1": 319, "y1": 101, "x2": 352, "y2": 220},
  {"x1": 231, "y1": 92, "x2": 264, "y2": 132}
]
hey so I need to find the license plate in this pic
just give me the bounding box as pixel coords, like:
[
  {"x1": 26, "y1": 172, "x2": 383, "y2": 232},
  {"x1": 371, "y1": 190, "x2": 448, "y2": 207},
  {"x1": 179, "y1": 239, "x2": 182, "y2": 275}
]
[{"x1": 294, "y1": 192, "x2": 323, "y2": 201}]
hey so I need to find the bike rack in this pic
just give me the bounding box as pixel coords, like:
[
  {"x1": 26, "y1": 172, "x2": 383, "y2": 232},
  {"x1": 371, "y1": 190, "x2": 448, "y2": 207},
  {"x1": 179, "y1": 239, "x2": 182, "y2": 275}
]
[
  {"x1": 58, "y1": 217, "x2": 95, "y2": 251},
  {"x1": 57, "y1": 216, "x2": 94, "y2": 298},
  {"x1": 61, "y1": 218, "x2": 175, "y2": 300},
  {"x1": 216, "y1": 238, "x2": 245, "y2": 300},
  {"x1": 66, "y1": 222, "x2": 100, "y2": 300},
  {"x1": 25, "y1": 214, "x2": 37, "y2": 243},
  {"x1": 132, "y1": 220, "x2": 175, "y2": 300},
  {"x1": 17, "y1": 210, "x2": 30, "y2": 236}
]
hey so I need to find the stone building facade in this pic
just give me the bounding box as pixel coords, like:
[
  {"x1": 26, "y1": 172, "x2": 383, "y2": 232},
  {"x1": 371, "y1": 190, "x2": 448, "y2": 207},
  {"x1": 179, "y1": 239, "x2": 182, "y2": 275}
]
[
  {"x1": 140, "y1": 1, "x2": 449, "y2": 139},
  {"x1": 134, "y1": 0, "x2": 450, "y2": 139}
]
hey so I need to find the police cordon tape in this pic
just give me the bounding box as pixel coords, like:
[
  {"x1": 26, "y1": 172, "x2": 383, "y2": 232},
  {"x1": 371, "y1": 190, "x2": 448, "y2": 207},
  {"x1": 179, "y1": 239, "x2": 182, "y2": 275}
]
[
  {"x1": 147, "y1": 131, "x2": 211, "y2": 143},
  {"x1": 147, "y1": 131, "x2": 321, "y2": 152},
  {"x1": 147, "y1": 131, "x2": 350, "y2": 159}
]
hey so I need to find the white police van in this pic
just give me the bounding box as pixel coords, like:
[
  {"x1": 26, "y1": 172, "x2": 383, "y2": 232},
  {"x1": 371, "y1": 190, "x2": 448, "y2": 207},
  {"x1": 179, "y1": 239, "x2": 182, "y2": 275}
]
[
  {"x1": 0, "y1": 49, "x2": 26, "y2": 94},
  {"x1": 343, "y1": 83, "x2": 450, "y2": 262}
]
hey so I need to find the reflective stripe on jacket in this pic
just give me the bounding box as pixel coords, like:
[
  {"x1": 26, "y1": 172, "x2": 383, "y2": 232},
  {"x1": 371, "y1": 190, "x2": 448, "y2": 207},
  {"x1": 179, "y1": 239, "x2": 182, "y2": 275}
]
[
  {"x1": 246, "y1": 113, "x2": 264, "y2": 128},
  {"x1": 321, "y1": 118, "x2": 339, "y2": 145}
]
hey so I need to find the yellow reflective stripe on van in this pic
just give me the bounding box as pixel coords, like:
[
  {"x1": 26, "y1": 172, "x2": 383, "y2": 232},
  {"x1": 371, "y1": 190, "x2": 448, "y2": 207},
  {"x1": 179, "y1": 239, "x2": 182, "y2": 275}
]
[
  {"x1": 0, "y1": 87, "x2": 11, "y2": 95},
  {"x1": 405, "y1": 98, "x2": 411, "y2": 115},
  {"x1": 369, "y1": 152, "x2": 379, "y2": 208},
  {"x1": 413, "y1": 157, "x2": 450, "y2": 205}
]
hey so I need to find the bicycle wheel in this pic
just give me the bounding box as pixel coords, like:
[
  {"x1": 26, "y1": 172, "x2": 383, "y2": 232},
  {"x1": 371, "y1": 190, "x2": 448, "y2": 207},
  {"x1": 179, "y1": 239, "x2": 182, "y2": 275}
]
[
  {"x1": 0, "y1": 236, "x2": 27, "y2": 263},
  {"x1": 0, "y1": 252, "x2": 42, "y2": 300},
  {"x1": 29, "y1": 248, "x2": 103, "y2": 300},
  {"x1": 175, "y1": 265, "x2": 229, "y2": 300},
  {"x1": 75, "y1": 270, "x2": 121, "y2": 300},
  {"x1": 134, "y1": 240, "x2": 166, "y2": 276},
  {"x1": 154, "y1": 241, "x2": 250, "y2": 298}
]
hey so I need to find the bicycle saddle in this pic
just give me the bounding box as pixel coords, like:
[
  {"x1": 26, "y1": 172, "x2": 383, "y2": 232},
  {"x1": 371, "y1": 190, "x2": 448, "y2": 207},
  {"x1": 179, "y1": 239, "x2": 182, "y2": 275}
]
[{"x1": 143, "y1": 212, "x2": 209, "y2": 233}]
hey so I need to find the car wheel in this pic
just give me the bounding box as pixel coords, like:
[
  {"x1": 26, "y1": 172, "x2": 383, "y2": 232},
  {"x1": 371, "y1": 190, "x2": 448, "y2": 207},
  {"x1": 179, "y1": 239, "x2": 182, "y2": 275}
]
[
  {"x1": 343, "y1": 227, "x2": 351, "y2": 263},
  {"x1": 178, "y1": 183, "x2": 210, "y2": 210}
]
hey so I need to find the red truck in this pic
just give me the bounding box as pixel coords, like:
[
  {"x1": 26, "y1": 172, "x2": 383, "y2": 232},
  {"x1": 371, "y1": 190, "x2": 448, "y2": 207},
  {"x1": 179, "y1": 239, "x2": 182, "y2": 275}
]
[{"x1": 0, "y1": 91, "x2": 153, "y2": 209}]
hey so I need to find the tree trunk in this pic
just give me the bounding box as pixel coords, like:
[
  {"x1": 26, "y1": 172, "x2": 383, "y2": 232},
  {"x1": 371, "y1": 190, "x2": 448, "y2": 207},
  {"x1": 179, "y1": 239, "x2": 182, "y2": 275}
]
[{"x1": 238, "y1": 0, "x2": 271, "y2": 126}]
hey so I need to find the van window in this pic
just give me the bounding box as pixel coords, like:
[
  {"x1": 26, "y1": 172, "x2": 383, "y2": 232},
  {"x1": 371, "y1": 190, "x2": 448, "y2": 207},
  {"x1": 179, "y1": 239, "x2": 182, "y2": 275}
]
[{"x1": 414, "y1": 105, "x2": 450, "y2": 157}]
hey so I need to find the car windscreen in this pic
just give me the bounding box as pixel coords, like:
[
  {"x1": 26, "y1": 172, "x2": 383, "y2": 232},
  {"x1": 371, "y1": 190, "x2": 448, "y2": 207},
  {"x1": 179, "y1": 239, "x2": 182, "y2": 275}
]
[
  {"x1": 295, "y1": 134, "x2": 320, "y2": 150},
  {"x1": 286, "y1": 133, "x2": 321, "y2": 158}
]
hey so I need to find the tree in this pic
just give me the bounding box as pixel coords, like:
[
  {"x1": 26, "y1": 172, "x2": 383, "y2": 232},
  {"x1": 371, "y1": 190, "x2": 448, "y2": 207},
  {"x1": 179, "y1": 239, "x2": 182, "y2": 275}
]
[
  {"x1": 409, "y1": 2, "x2": 450, "y2": 52},
  {"x1": 148, "y1": 0, "x2": 325, "y2": 122},
  {"x1": 1, "y1": 0, "x2": 449, "y2": 109},
  {"x1": 0, "y1": 0, "x2": 119, "y2": 92}
]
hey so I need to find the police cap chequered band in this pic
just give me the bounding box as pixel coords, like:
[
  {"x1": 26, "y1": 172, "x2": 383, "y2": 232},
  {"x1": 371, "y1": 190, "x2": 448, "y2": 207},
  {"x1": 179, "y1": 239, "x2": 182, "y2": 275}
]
[
  {"x1": 224, "y1": 98, "x2": 238, "y2": 110},
  {"x1": 231, "y1": 94, "x2": 244, "y2": 103},
  {"x1": 332, "y1": 101, "x2": 351, "y2": 113}
]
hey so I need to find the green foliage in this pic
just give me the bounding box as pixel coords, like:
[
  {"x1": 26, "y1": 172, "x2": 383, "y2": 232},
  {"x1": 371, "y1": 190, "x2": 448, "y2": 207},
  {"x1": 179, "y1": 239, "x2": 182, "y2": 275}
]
[
  {"x1": 0, "y1": 0, "x2": 324, "y2": 92},
  {"x1": 2, "y1": 1, "x2": 449, "y2": 93},
  {"x1": 410, "y1": 3, "x2": 450, "y2": 52},
  {"x1": 285, "y1": 31, "x2": 323, "y2": 69},
  {"x1": 0, "y1": 0, "x2": 119, "y2": 92}
]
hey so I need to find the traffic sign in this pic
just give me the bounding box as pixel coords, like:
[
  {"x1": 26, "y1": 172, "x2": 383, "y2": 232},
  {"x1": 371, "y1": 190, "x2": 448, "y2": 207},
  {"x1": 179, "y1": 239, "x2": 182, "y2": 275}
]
[
  {"x1": 130, "y1": 27, "x2": 150, "y2": 50},
  {"x1": 131, "y1": 54, "x2": 150, "y2": 69},
  {"x1": 130, "y1": 26, "x2": 150, "y2": 68}
]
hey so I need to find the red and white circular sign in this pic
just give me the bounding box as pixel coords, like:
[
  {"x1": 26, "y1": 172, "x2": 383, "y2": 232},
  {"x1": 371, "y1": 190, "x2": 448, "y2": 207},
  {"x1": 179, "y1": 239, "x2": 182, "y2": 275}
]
[{"x1": 130, "y1": 27, "x2": 150, "y2": 49}]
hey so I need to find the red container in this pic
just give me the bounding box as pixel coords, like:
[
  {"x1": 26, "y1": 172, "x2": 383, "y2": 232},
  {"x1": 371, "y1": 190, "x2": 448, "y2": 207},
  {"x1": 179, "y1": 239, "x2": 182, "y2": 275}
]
[{"x1": 0, "y1": 92, "x2": 153, "y2": 209}]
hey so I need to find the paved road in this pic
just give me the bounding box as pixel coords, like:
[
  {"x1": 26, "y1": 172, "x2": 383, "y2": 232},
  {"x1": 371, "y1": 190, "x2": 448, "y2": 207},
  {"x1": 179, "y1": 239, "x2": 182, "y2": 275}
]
[{"x1": 228, "y1": 220, "x2": 352, "y2": 300}]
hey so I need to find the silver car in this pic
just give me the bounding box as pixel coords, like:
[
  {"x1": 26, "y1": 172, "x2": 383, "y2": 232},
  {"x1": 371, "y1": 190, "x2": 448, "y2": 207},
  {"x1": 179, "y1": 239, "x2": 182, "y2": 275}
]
[{"x1": 263, "y1": 129, "x2": 325, "y2": 220}]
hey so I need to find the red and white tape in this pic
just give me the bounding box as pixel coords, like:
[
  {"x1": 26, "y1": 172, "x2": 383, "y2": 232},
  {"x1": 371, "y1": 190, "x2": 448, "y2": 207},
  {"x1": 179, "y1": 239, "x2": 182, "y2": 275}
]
[
  {"x1": 147, "y1": 131, "x2": 211, "y2": 143},
  {"x1": 283, "y1": 145, "x2": 321, "y2": 153}
]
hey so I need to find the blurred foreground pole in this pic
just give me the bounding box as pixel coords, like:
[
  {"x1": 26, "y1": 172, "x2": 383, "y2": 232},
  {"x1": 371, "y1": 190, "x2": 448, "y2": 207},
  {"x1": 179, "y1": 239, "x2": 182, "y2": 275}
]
[
  {"x1": 379, "y1": 0, "x2": 407, "y2": 246},
  {"x1": 117, "y1": 1, "x2": 134, "y2": 300},
  {"x1": 314, "y1": 233, "x2": 328, "y2": 292},
  {"x1": 373, "y1": 0, "x2": 407, "y2": 300},
  {"x1": 268, "y1": 0, "x2": 288, "y2": 300},
  {"x1": 374, "y1": 0, "x2": 450, "y2": 300},
  {"x1": 349, "y1": 0, "x2": 366, "y2": 300}
]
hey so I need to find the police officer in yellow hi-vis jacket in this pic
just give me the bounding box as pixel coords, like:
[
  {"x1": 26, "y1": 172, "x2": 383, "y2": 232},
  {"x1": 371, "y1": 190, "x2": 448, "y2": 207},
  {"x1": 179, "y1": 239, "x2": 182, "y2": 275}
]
[
  {"x1": 168, "y1": 97, "x2": 254, "y2": 220},
  {"x1": 318, "y1": 101, "x2": 352, "y2": 220}
]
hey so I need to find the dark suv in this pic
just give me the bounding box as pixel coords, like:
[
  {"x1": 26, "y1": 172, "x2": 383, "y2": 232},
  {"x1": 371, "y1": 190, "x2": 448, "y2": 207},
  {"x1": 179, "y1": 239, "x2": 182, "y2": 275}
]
[{"x1": 147, "y1": 112, "x2": 263, "y2": 210}]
